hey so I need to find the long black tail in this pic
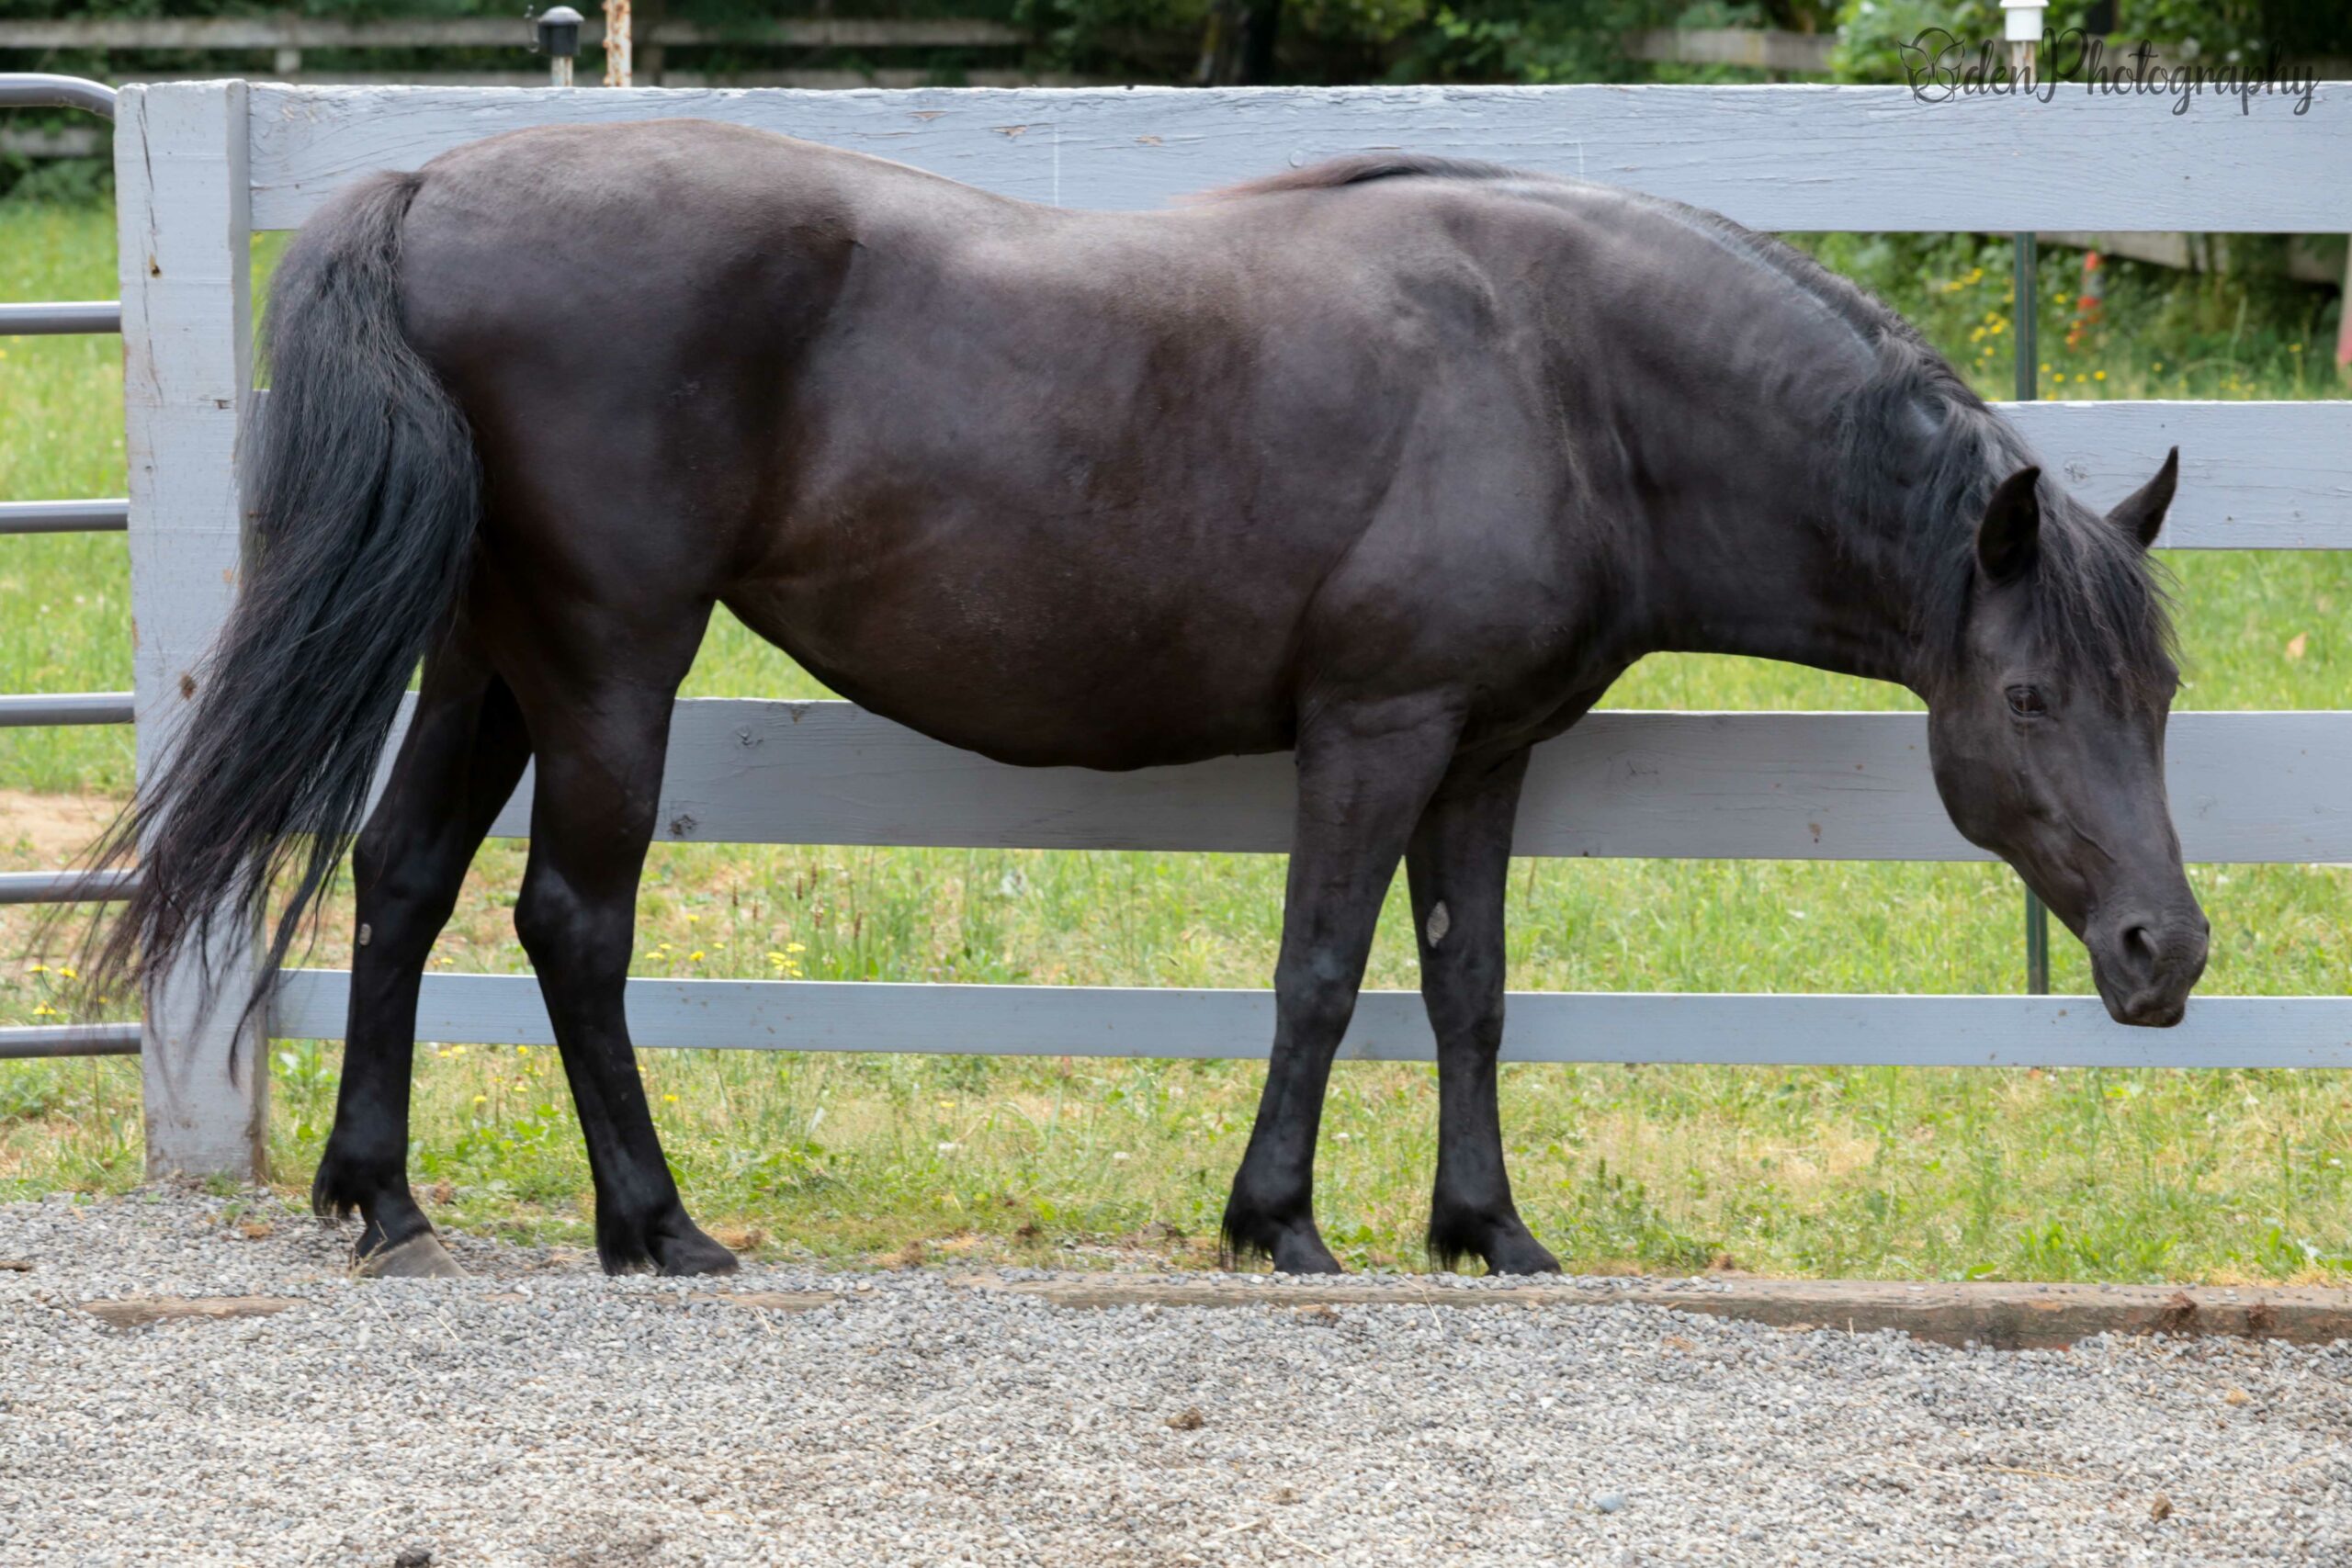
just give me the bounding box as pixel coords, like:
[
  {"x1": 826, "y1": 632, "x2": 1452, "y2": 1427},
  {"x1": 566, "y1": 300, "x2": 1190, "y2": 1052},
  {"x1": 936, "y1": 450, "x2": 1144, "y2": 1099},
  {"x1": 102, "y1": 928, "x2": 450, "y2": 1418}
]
[{"x1": 82, "y1": 170, "x2": 479, "y2": 1023}]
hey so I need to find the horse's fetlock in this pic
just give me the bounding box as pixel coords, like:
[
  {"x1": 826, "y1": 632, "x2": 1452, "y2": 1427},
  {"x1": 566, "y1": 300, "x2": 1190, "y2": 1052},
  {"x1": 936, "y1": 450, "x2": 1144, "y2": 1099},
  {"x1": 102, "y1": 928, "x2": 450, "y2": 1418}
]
[{"x1": 1425, "y1": 1196, "x2": 1557, "y2": 1277}]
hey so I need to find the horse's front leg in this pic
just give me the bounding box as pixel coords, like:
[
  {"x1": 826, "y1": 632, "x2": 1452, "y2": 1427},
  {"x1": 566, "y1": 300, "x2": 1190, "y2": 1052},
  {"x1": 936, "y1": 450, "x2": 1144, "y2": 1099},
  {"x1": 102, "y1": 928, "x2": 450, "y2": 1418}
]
[
  {"x1": 1221, "y1": 696, "x2": 1464, "y2": 1274},
  {"x1": 314, "y1": 630, "x2": 531, "y2": 1278},
  {"x1": 1407, "y1": 749, "x2": 1561, "y2": 1276}
]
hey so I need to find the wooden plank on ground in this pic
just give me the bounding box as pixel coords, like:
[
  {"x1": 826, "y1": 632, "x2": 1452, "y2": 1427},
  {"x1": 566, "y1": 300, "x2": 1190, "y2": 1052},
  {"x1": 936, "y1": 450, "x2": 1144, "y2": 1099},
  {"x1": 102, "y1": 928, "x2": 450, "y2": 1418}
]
[
  {"x1": 71, "y1": 1279, "x2": 2352, "y2": 1348},
  {"x1": 955, "y1": 1275, "x2": 2352, "y2": 1350},
  {"x1": 80, "y1": 1295, "x2": 300, "y2": 1329},
  {"x1": 243, "y1": 83, "x2": 2352, "y2": 233},
  {"x1": 267, "y1": 974, "x2": 2352, "y2": 1070},
  {"x1": 348, "y1": 702, "x2": 2352, "y2": 864}
]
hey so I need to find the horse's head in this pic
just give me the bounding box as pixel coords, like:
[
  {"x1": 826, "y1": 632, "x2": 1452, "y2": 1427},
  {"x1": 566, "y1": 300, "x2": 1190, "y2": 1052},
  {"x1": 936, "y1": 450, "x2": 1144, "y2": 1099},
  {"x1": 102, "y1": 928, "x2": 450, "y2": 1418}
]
[{"x1": 1925, "y1": 450, "x2": 2208, "y2": 1026}]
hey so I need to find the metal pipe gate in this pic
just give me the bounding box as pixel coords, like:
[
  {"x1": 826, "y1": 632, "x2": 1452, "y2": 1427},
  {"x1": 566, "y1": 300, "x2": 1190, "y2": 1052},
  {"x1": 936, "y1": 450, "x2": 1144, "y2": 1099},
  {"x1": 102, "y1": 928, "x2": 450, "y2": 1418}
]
[{"x1": 0, "y1": 74, "x2": 139, "y2": 1062}]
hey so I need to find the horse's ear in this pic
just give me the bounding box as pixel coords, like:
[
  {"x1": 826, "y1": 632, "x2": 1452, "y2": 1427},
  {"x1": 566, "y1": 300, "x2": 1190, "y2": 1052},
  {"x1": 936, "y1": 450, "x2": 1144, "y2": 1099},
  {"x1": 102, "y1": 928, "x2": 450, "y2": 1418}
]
[
  {"x1": 2107, "y1": 446, "x2": 2178, "y2": 550},
  {"x1": 1975, "y1": 466, "x2": 2042, "y2": 584}
]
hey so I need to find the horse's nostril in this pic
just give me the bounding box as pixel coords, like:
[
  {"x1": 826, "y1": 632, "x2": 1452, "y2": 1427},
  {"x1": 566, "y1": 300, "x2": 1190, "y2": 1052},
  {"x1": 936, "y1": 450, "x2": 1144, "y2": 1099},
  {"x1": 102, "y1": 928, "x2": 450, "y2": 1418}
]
[{"x1": 2122, "y1": 924, "x2": 2157, "y2": 969}]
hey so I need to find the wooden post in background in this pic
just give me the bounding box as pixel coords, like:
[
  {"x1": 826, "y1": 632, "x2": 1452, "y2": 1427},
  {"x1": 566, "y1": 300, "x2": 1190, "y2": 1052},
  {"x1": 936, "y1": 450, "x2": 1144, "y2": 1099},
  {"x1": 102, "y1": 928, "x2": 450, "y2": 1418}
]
[{"x1": 114, "y1": 81, "x2": 268, "y2": 1181}]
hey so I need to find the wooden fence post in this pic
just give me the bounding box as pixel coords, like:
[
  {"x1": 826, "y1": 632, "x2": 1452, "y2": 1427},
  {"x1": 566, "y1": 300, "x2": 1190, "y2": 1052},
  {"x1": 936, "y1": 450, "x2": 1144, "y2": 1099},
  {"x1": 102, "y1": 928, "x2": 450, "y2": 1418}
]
[{"x1": 115, "y1": 81, "x2": 268, "y2": 1181}]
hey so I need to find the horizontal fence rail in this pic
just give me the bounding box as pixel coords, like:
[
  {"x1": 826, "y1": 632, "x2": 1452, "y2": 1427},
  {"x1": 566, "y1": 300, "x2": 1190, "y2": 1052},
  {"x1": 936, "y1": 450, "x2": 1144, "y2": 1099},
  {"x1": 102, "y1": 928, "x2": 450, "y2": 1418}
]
[
  {"x1": 237, "y1": 396, "x2": 2349, "y2": 560},
  {"x1": 0, "y1": 693, "x2": 133, "y2": 727},
  {"x1": 0, "y1": 17, "x2": 1026, "y2": 51},
  {"x1": 239, "y1": 85, "x2": 2352, "y2": 550},
  {"x1": 22, "y1": 18, "x2": 2341, "y2": 78},
  {"x1": 119, "y1": 69, "x2": 1095, "y2": 94},
  {"x1": 268, "y1": 973, "x2": 2352, "y2": 1072},
  {"x1": 245, "y1": 84, "x2": 2352, "y2": 233},
  {"x1": 0, "y1": 127, "x2": 103, "y2": 158},
  {"x1": 0, "y1": 501, "x2": 130, "y2": 536},
  {"x1": 0, "y1": 301, "x2": 123, "y2": 336},
  {"x1": 0, "y1": 1023, "x2": 141, "y2": 1061},
  {"x1": 0, "y1": 869, "x2": 139, "y2": 905},
  {"x1": 366, "y1": 699, "x2": 2352, "y2": 865},
  {"x1": 1995, "y1": 400, "x2": 2352, "y2": 549}
]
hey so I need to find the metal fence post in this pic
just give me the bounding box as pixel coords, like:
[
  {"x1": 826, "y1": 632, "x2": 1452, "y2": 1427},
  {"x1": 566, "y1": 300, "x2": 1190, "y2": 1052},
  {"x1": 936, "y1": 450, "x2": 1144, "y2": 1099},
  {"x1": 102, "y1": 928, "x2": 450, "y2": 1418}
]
[
  {"x1": 115, "y1": 82, "x2": 269, "y2": 1181},
  {"x1": 602, "y1": 0, "x2": 632, "y2": 86}
]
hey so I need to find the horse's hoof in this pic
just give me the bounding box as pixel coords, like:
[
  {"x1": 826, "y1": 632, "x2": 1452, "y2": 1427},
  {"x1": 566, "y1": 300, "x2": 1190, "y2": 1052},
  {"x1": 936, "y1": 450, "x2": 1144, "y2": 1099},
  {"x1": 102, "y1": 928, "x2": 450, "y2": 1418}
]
[
  {"x1": 653, "y1": 1227, "x2": 741, "y2": 1278},
  {"x1": 1482, "y1": 1236, "x2": 1563, "y2": 1278},
  {"x1": 1269, "y1": 1229, "x2": 1346, "y2": 1276},
  {"x1": 356, "y1": 1232, "x2": 465, "y2": 1280}
]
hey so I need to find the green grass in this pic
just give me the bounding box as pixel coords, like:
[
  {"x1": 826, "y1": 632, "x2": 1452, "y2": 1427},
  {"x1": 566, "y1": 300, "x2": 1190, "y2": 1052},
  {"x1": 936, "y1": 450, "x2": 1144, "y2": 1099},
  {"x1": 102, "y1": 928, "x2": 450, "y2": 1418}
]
[{"x1": 2, "y1": 197, "x2": 2349, "y2": 1282}]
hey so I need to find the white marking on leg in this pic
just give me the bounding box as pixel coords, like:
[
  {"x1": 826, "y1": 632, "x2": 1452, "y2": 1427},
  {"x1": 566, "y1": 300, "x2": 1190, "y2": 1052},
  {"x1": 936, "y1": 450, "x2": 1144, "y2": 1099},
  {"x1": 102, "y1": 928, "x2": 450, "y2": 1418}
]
[{"x1": 1426, "y1": 901, "x2": 1450, "y2": 948}]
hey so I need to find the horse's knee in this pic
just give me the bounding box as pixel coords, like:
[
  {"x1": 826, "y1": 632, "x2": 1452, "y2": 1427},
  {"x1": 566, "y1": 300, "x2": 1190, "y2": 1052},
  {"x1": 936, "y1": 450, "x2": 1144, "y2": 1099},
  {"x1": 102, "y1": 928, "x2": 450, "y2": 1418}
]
[
  {"x1": 1276, "y1": 957, "x2": 1359, "y2": 1043},
  {"x1": 513, "y1": 870, "x2": 629, "y2": 974}
]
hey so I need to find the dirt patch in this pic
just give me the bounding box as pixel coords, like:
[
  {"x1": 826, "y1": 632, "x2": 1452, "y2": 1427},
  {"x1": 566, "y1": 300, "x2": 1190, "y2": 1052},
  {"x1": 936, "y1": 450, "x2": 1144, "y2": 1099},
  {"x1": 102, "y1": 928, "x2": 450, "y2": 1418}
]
[{"x1": 0, "y1": 790, "x2": 120, "y2": 869}]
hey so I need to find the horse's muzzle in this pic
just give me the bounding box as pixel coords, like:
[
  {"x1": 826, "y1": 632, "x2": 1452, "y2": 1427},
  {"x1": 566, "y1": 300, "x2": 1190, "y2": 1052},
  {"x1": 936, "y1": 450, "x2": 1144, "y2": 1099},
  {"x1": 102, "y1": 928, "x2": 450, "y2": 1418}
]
[{"x1": 2089, "y1": 908, "x2": 2211, "y2": 1028}]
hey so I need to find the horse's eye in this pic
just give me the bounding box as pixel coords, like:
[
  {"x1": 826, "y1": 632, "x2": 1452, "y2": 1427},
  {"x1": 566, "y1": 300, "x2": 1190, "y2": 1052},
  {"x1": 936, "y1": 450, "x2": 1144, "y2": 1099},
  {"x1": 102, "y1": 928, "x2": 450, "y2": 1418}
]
[{"x1": 2006, "y1": 684, "x2": 2048, "y2": 717}]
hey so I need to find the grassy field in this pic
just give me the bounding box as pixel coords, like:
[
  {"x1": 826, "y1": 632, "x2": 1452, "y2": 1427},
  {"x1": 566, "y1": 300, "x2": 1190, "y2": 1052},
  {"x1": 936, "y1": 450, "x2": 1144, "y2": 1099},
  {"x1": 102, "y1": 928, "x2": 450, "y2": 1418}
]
[{"x1": 2, "y1": 197, "x2": 2349, "y2": 1282}]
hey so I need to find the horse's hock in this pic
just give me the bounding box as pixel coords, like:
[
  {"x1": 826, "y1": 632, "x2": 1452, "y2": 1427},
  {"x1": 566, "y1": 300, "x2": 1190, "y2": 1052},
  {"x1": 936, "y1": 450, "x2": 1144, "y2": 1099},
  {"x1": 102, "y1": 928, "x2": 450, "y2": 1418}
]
[{"x1": 17, "y1": 76, "x2": 2352, "y2": 1174}]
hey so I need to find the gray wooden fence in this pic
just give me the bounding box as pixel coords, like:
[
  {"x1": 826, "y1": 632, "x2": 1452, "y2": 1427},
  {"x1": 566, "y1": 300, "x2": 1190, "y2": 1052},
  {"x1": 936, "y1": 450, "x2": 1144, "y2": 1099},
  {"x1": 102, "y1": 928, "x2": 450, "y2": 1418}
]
[{"x1": 81, "y1": 78, "x2": 2352, "y2": 1177}]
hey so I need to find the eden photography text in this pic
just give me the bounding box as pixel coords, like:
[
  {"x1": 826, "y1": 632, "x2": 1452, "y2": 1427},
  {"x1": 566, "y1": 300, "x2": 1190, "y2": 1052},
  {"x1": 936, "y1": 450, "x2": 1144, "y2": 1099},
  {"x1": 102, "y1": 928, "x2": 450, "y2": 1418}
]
[{"x1": 1900, "y1": 28, "x2": 2319, "y2": 115}]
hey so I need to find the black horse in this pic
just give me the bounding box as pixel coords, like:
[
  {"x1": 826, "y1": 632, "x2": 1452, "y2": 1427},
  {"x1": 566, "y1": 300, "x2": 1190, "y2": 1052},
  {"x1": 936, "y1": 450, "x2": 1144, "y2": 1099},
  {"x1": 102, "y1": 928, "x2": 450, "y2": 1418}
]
[{"x1": 90, "y1": 123, "x2": 2208, "y2": 1279}]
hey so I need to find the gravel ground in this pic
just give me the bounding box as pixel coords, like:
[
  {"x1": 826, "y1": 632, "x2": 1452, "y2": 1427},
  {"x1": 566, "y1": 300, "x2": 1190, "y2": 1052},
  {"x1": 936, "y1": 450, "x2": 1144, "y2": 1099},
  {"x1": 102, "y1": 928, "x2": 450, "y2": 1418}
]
[{"x1": 1, "y1": 1191, "x2": 2346, "y2": 1567}]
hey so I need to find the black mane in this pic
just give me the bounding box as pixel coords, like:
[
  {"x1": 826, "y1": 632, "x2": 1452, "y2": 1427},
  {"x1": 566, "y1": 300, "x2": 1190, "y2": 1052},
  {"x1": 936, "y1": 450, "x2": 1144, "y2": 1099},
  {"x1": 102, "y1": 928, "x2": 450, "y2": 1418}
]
[
  {"x1": 1832, "y1": 333, "x2": 2177, "y2": 699},
  {"x1": 1210, "y1": 152, "x2": 1527, "y2": 199}
]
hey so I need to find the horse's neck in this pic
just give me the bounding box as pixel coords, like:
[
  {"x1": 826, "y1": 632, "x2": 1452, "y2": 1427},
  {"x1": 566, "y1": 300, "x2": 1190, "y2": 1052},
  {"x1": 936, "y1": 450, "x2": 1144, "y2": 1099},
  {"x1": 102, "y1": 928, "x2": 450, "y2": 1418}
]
[{"x1": 1629, "y1": 459, "x2": 1940, "y2": 697}]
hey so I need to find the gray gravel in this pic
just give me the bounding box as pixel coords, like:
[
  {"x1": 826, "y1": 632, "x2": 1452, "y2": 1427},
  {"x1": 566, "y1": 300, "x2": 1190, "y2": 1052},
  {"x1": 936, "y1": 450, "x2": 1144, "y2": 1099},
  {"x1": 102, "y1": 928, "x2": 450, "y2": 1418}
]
[{"x1": 2, "y1": 1190, "x2": 2347, "y2": 1566}]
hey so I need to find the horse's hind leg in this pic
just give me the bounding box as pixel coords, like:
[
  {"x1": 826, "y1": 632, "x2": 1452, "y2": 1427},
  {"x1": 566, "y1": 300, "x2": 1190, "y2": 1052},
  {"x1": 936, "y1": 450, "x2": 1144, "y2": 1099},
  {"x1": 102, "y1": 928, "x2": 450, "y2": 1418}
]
[
  {"x1": 314, "y1": 629, "x2": 531, "y2": 1277},
  {"x1": 1221, "y1": 696, "x2": 1464, "y2": 1274},
  {"x1": 1407, "y1": 749, "x2": 1560, "y2": 1276},
  {"x1": 503, "y1": 611, "x2": 737, "y2": 1277}
]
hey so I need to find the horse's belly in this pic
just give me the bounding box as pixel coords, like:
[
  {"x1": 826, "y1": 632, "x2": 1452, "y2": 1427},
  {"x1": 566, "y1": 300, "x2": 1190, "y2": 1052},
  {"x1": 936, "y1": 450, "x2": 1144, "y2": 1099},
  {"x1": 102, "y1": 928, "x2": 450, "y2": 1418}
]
[{"x1": 721, "y1": 561, "x2": 1302, "y2": 771}]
